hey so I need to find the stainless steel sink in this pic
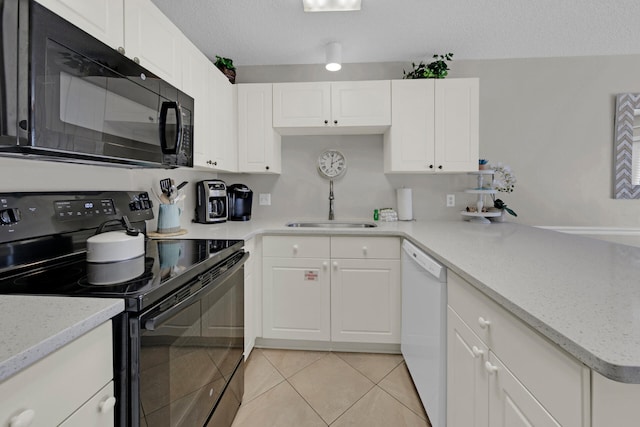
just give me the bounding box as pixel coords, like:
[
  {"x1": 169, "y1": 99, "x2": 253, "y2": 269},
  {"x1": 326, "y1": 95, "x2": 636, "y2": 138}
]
[{"x1": 286, "y1": 221, "x2": 378, "y2": 228}]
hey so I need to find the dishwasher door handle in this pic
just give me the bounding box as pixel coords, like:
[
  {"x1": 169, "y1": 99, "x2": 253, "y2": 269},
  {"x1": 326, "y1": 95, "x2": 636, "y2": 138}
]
[{"x1": 402, "y1": 240, "x2": 444, "y2": 279}]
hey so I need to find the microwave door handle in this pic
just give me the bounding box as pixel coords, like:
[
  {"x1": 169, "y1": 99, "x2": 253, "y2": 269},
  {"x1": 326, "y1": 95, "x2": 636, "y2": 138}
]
[{"x1": 159, "y1": 101, "x2": 183, "y2": 154}]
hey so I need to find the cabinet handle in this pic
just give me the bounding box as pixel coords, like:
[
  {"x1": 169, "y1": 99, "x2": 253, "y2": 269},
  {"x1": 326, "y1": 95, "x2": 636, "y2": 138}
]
[
  {"x1": 265, "y1": 165, "x2": 270, "y2": 170},
  {"x1": 99, "y1": 396, "x2": 117, "y2": 413},
  {"x1": 292, "y1": 244, "x2": 299, "y2": 254},
  {"x1": 362, "y1": 246, "x2": 368, "y2": 255},
  {"x1": 478, "y1": 317, "x2": 491, "y2": 329},
  {"x1": 333, "y1": 120, "x2": 338, "y2": 125},
  {"x1": 117, "y1": 46, "x2": 125, "y2": 55},
  {"x1": 323, "y1": 261, "x2": 328, "y2": 269},
  {"x1": 428, "y1": 164, "x2": 434, "y2": 169},
  {"x1": 9, "y1": 409, "x2": 35, "y2": 427},
  {"x1": 485, "y1": 361, "x2": 499, "y2": 375},
  {"x1": 333, "y1": 261, "x2": 339, "y2": 269},
  {"x1": 324, "y1": 120, "x2": 329, "y2": 125},
  {"x1": 133, "y1": 56, "x2": 140, "y2": 64},
  {"x1": 438, "y1": 165, "x2": 443, "y2": 170},
  {"x1": 471, "y1": 346, "x2": 484, "y2": 358}
]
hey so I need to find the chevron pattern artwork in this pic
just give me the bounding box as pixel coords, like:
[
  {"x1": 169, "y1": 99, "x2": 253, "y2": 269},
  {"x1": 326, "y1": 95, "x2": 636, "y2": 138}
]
[{"x1": 614, "y1": 93, "x2": 640, "y2": 199}]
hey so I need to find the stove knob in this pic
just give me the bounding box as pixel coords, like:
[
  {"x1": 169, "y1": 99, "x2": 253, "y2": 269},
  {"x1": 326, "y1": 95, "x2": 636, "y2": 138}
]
[{"x1": 0, "y1": 208, "x2": 21, "y2": 225}]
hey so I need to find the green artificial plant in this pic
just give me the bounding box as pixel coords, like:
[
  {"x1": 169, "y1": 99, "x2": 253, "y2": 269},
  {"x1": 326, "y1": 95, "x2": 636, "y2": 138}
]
[{"x1": 403, "y1": 53, "x2": 454, "y2": 79}]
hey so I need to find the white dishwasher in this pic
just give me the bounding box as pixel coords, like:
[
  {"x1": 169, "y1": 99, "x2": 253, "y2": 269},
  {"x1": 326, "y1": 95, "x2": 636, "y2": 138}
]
[{"x1": 401, "y1": 239, "x2": 447, "y2": 427}]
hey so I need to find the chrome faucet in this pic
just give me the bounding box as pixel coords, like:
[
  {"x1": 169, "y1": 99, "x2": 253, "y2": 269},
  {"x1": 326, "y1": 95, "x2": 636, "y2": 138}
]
[{"x1": 328, "y1": 180, "x2": 335, "y2": 220}]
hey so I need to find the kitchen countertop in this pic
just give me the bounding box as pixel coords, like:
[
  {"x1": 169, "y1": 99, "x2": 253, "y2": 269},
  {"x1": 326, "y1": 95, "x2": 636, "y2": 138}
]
[
  {"x1": 174, "y1": 218, "x2": 640, "y2": 384},
  {"x1": 0, "y1": 296, "x2": 123, "y2": 382}
]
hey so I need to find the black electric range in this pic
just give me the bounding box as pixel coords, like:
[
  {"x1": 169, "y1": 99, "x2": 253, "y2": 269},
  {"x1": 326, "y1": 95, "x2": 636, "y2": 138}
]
[{"x1": 0, "y1": 191, "x2": 247, "y2": 427}]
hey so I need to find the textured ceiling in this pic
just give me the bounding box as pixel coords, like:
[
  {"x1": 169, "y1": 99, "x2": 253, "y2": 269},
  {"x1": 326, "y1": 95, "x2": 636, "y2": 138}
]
[{"x1": 150, "y1": 0, "x2": 640, "y2": 67}]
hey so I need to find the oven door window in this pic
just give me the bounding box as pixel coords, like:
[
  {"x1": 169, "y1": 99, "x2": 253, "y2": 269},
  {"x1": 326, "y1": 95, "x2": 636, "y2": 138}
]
[
  {"x1": 36, "y1": 39, "x2": 168, "y2": 163},
  {"x1": 138, "y1": 271, "x2": 244, "y2": 427}
]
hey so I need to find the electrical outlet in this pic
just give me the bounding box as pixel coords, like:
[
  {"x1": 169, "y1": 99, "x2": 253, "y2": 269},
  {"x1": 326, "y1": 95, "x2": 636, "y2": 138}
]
[
  {"x1": 259, "y1": 193, "x2": 271, "y2": 206},
  {"x1": 446, "y1": 194, "x2": 455, "y2": 207}
]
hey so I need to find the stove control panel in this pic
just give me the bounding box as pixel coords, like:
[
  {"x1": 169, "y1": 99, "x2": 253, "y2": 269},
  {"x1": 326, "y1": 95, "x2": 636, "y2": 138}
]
[{"x1": 0, "y1": 191, "x2": 155, "y2": 243}]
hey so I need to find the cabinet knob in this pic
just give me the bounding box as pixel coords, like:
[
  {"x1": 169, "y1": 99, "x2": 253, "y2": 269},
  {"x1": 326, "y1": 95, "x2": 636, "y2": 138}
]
[
  {"x1": 324, "y1": 120, "x2": 329, "y2": 125},
  {"x1": 292, "y1": 244, "x2": 299, "y2": 253},
  {"x1": 133, "y1": 56, "x2": 140, "y2": 65},
  {"x1": 478, "y1": 317, "x2": 491, "y2": 329},
  {"x1": 438, "y1": 165, "x2": 443, "y2": 170},
  {"x1": 362, "y1": 246, "x2": 368, "y2": 255},
  {"x1": 99, "y1": 396, "x2": 117, "y2": 413},
  {"x1": 9, "y1": 409, "x2": 35, "y2": 427},
  {"x1": 471, "y1": 346, "x2": 484, "y2": 358},
  {"x1": 265, "y1": 165, "x2": 270, "y2": 170},
  {"x1": 213, "y1": 161, "x2": 217, "y2": 166},
  {"x1": 333, "y1": 120, "x2": 338, "y2": 125},
  {"x1": 333, "y1": 261, "x2": 339, "y2": 268},
  {"x1": 428, "y1": 164, "x2": 434, "y2": 169},
  {"x1": 323, "y1": 261, "x2": 328, "y2": 268},
  {"x1": 117, "y1": 46, "x2": 125, "y2": 55},
  {"x1": 485, "y1": 361, "x2": 499, "y2": 375}
]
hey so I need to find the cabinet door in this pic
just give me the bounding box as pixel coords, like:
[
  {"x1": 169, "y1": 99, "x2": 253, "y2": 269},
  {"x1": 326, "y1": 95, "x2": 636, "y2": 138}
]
[
  {"x1": 487, "y1": 352, "x2": 560, "y2": 427},
  {"x1": 123, "y1": 0, "x2": 183, "y2": 88},
  {"x1": 434, "y1": 78, "x2": 479, "y2": 172},
  {"x1": 35, "y1": 0, "x2": 124, "y2": 50},
  {"x1": 273, "y1": 82, "x2": 331, "y2": 128},
  {"x1": 330, "y1": 259, "x2": 400, "y2": 343},
  {"x1": 331, "y1": 81, "x2": 391, "y2": 127},
  {"x1": 59, "y1": 382, "x2": 115, "y2": 427},
  {"x1": 209, "y1": 67, "x2": 238, "y2": 172},
  {"x1": 262, "y1": 257, "x2": 330, "y2": 341},
  {"x1": 447, "y1": 307, "x2": 489, "y2": 427},
  {"x1": 384, "y1": 79, "x2": 435, "y2": 172},
  {"x1": 238, "y1": 84, "x2": 282, "y2": 173}
]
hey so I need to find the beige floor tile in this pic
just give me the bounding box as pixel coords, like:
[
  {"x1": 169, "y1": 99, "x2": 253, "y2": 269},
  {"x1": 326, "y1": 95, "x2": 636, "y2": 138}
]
[
  {"x1": 261, "y1": 348, "x2": 328, "y2": 378},
  {"x1": 243, "y1": 349, "x2": 285, "y2": 402},
  {"x1": 378, "y1": 362, "x2": 429, "y2": 420},
  {"x1": 334, "y1": 352, "x2": 404, "y2": 383},
  {"x1": 331, "y1": 386, "x2": 430, "y2": 427},
  {"x1": 231, "y1": 381, "x2": 327, "y2": 427},
  {"x1": 289, "y1": 353, "x2": 374, "y2": 424}
]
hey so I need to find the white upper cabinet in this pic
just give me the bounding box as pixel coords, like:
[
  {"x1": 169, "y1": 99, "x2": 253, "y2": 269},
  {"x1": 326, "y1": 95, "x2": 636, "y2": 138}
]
[
  {"x1": 273, "y1": 81, "x2": 391, "y2": 135},
  {"x1": 384, "y1": 78, "x2": 479, "y2": 173},
  {"x1": 238, "y1": 84, "x2": 282, "y2": 174},
  {"x1": 123, "y1": 0, "x2": 183, "y2": 88},
  {"x1": 35, "y1": 0, "x2": 124, "y2": 50},
  {"x1": 209, "y1": 67, "x2": 238, "y2": 172}
]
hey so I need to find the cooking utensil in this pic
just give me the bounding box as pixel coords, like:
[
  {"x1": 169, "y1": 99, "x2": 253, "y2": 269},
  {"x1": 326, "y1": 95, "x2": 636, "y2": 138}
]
[
  {"x1": 176, "y1": 181, "x2": 188, "y2": 191},
  {"x1": 160, "y1": 178, "x2": 172, "y2": 196}
]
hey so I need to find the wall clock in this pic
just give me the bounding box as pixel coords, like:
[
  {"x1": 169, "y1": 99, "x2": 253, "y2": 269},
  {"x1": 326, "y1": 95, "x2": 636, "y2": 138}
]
[{"x1": 317, "y1": 149, "x2": 347, "y2": 179}]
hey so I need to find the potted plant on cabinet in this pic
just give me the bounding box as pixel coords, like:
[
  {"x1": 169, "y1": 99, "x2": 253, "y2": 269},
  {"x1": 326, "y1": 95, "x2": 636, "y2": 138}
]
[
  {"x1": 403, "y1": 53, "x2": 454, "y2": 79},
  {"x1": 215, "y1": 55, "x2": 236, "y2": 84}
]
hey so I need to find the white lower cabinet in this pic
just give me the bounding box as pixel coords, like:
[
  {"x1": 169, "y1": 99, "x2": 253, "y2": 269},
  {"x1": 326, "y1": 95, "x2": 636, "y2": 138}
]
[
  {"x1": 0, "y1": 321, "x2": 115, "y2": 427},
  {"x1": 263, "y1": 256, "x2": 331, "y2": 341},
  {"x1": 261, "y1": 235, "x2": 400, "y2": 345},
  {"x1": 447, "y1": 271, "x2": 590, "y2": 427}
]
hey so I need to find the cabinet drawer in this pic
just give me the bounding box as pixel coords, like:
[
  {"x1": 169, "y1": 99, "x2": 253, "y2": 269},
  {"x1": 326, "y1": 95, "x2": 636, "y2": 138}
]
[
  {"x1": 330, "y1": 236, "x2": 399, "y2": 259},
  {"x1": 448, "y1": 272, "x2": 589, "y2": 427},
  {"x1": 60, "y1": 381, "x2": 115, "y2": 427},
  {"x1": 263, "y1": 236, "x2": 330, "y2": 258},
  {"x1": 0, "y1": 321, "x2": 113, "y2": 427}
]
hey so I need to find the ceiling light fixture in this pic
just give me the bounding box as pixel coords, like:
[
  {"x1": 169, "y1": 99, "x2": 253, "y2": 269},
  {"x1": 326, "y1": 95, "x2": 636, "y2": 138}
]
[
  {"x1": 303, "y1": 0, "x2": 361, "y2": 12},
  {"x1": 325, "y1": 42, "x2": 342, "y2": 72}
]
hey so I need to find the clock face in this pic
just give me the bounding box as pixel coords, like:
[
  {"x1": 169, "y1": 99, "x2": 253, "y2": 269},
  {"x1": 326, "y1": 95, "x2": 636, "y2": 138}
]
[{"x1": 318, "y1": 150, "x2": 347, "y2": 179}]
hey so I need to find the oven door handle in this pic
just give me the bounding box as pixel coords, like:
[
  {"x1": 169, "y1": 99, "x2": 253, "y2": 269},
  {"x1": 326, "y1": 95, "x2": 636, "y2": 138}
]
[{"x1": 143, "y1": 251, "x2": 249, "y2": 331}]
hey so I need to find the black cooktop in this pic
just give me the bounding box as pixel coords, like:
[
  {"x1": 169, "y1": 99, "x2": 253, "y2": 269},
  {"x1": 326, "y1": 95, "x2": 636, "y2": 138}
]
[{"x1": 0, "y1": 238, "x2": 243, "y2": 312}]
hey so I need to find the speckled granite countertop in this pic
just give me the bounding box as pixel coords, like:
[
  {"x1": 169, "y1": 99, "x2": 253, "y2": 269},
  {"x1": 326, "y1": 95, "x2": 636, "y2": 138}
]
[
  {"x1": 0, "y1": 296, "x2": 123, "y2": 382},
  {"x1": 170, "y1": 218, "x2": 640, "y2": 384}
]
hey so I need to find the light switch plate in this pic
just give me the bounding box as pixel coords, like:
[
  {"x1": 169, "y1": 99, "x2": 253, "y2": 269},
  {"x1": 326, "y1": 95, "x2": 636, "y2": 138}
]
[{"x1": 259, "y1": 193, "x2": 271, "y2": 206}]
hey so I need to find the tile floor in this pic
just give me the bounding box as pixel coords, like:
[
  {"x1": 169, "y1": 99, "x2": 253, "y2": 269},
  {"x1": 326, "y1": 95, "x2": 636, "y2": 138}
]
[{"x1": 231, "y1": 348, "x2": 432, "y2": 427}]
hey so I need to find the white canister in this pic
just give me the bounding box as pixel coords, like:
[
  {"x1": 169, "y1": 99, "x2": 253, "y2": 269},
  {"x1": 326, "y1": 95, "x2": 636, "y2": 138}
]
[{"x1": 86, "y1": 231, "x2": 145, "y2": 285}]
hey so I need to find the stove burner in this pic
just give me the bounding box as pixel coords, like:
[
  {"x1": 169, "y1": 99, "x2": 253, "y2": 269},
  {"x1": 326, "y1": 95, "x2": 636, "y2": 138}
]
[{"x1": 13, "y1": 267, "x2": 84, "y2": 289}]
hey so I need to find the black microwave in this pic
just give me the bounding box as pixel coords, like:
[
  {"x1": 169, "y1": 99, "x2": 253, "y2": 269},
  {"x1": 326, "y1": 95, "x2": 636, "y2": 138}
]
[{"x1": 0, "y1": 0, "x2": 193, "y2": 168}]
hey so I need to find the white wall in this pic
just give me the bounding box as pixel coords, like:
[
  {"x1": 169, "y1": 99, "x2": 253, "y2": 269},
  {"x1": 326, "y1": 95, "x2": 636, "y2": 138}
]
[{"x1": 237, "y1": 55, "x2": 640, "y2": 226}]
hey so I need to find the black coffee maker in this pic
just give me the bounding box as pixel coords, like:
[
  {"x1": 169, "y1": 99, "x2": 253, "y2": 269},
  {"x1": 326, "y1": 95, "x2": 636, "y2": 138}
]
[{"x1": 227, "y1": 184, "x2": 253, "y2": 221}]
